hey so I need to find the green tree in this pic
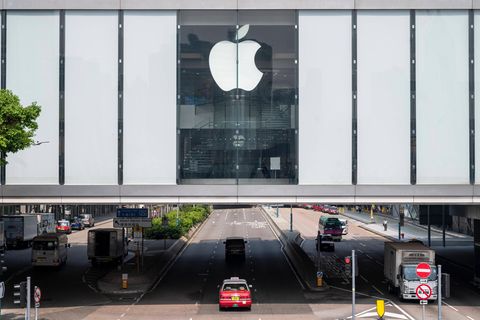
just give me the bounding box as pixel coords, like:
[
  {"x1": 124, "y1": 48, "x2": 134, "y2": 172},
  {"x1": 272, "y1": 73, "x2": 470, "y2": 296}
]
[{"x1": 0, "y1": 89, "x2": 41, "y2": 165}]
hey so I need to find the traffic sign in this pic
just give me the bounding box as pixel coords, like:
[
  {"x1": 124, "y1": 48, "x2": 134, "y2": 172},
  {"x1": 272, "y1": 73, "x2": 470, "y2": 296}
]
[
  {"x1": 416, "y1": 284, "x2": 432, "y2": 300},
  {"x1": 416, "y1": 263, "x2": 432, "y2": 279},
  {"x1": 0, "y1": 281, "x2": 4, "y2": 299},
  {"x1": 116, "y1": 208, "x2": 148, "y2": 218},
  {"x1": 113, "y1": 218, "x2": 152, "y2": 228},
  {"x1": 34, "y1": 286, "x2": 41, "y2": 303}
]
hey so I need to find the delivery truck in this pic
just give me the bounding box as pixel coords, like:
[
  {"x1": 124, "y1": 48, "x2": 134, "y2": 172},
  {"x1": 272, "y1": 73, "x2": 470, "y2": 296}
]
[
  {"x1": 2, "y1": 215, "x2": 38, "y2": 248},
  {"x1": 384, "y1": 241, "x2": 437, "y2": 300},
  {"x1": 87, "y1": 228, "x2": 128, "y2": 265}
]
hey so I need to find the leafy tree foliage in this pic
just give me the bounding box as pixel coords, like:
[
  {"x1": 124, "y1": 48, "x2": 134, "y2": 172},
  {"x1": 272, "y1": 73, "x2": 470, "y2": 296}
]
[{"x1": 0, "y1": 89, "x2": 41, "y2": 165}]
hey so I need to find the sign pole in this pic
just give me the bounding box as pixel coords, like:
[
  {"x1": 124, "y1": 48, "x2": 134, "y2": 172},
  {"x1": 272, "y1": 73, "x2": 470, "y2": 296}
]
[
  {"x1": 352, "y1": 249, "x2": 355, "y2": 320},
  {"x1": 26, "y1": 277, "x2": 31, "y2": 320},
  {"x1": 438, "y1": 264, "x2": 442, "y2": 320},
  {"x1": 422, "y1": 303, "x2": 425, "y2": 320}
]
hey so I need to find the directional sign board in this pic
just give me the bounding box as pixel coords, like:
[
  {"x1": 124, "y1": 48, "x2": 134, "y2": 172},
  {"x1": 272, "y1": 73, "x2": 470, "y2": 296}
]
[
  {"x1": 116, "y1": 208, "x2": 148, "y2": 218},
  {"x1": 416, "y1": 263, "x2": 432, "y2": 279},
  {"x1": 416, "y1": 284, "x2": 432, "y2": 300},
  {"x1": 113, "y1": 218, "x2": 152, "y2": 228},
  {"x1": 0, "y1": 281, "x2": 4, "y2": 299},
  {"x1": 34, "y1": 286, "x2": 41, "y2": 303}
]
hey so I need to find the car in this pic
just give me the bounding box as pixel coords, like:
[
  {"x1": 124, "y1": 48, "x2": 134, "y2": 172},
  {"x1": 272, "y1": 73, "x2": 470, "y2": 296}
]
[
  {"x1": 316, "y1": 234, "x2": 335, "y2": 252},
  {"x1": 56, "y1": 220, "x2": 72, "y2": 234},
  {"x1": 70, "y1": 218, "x2": 85, "y2": 230},
  {"x1": 224, "y1": 237, "x2": 247, "y2": 261},
  {"x1": 328, "y1": 206, "x2": 339, "y2": 214},
  {"x1": 80, "y1": 214, "x2": 95, "y2": 227},
  {"x1": 219, "y1": 277, "x2": 252, "y2": 311}
]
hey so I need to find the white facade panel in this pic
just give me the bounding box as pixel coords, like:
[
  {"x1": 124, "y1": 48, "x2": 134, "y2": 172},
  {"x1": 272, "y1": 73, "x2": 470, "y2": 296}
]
[
  {"x1": 357, "y1": 11, "x2": 410, "y2": 184},
  {"x1": 416, "y1": 11, "x2": 469, "y2": 184},
  {"x1": 6, "y1": 12, "x2": 59, "y2": 184},
  {"x1": 64, "y1": 11, "x2": 118, "y2": 184},
  {"x1": 298, "y1": 11, "x2": 352, "y2": 185},
  {"x1": 123, "y1": 11, "x2": 176, "y2": 184}
]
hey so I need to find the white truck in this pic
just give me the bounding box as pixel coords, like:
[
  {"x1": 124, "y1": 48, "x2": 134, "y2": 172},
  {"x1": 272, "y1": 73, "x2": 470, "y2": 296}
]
[
  {"x1": 384, "y1": 242, "x2": 437, "y2": 300},
  {"x1": 87, "y1": 228, "x2": 128, "y2": 265},
  {"x1": 2, "y1": 215, "x2": 38, "y2": 248}
]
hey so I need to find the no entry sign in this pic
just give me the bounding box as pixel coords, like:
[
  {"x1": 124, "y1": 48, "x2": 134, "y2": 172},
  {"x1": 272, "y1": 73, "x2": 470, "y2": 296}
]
[
  {"x1": 416, "y1": 284, "x2": 432, "y2": 300},
  {"x1": 416, "y1": 263, "x2": 432, "y2": 279}
]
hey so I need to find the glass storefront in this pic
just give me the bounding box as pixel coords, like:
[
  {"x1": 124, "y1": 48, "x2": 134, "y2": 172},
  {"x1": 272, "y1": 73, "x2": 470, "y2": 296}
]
[{"x1": 177, "y1": 10, "x2": 298, "y2": 184}]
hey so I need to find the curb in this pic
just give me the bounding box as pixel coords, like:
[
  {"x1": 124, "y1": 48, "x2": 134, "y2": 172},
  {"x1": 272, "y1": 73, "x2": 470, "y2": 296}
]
[{"x1": 97, "y1": 212, "x2": 211, "y2": 296}]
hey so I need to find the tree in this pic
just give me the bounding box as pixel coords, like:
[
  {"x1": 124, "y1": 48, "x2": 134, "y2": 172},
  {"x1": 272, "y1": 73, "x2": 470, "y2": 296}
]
[{"x1": 0, "y1": 89, "x2": 41, "y2": 165}]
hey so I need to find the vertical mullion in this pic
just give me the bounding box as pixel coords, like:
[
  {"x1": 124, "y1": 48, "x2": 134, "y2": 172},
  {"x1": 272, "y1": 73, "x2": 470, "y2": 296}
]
[
  {"x1": 1, "y1": 11, "x2": 6, "y2": 185},
  {"x1": 59, "y1": 10, "x2": 65, "y2": 185},
  {"x1": 410, "y1": 10, "x2": 416, "y2": 185},
  {"x1": 118, "y1": 10, "x2": 124, "y2": 185},
  {"x1": 352, "y1": 10, "x2": 357, "y2": 185},
  {"x1": 469, "y1": 10, "x2": 475, "y2": 185}
]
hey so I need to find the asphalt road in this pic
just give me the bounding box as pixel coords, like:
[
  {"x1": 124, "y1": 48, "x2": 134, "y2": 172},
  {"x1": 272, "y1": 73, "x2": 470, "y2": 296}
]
[
  {"x1": 2, "y1": 218, "x2": 113, "y2": 320},
  {"x1": 119, "y1": 207, "x2": 317, "y2": 320},
  {"x1": 277, "y1": 207, "x2": 480, "y2": 320}
]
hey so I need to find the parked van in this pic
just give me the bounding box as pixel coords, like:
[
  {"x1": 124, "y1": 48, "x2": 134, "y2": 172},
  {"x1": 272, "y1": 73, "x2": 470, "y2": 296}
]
[{"x1": 32, "y1": 233, "x2": 69, "y2": 267}]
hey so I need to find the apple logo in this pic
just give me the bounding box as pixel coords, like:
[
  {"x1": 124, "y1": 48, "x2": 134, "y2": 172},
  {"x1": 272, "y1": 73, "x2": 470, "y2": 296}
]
[{"x1": 209, "y1": 24, "x2": 263, "y2": 92}]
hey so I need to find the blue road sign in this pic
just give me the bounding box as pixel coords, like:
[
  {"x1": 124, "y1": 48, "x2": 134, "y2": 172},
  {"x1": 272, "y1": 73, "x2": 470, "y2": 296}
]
[{"x1": 116, "y1": 208, "x2": 148, "y2": 218}]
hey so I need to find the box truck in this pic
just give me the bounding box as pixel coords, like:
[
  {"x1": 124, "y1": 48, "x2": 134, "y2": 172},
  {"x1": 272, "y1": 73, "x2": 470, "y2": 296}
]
[
  {"x1": 2, "y1": 215, "x2": 38, "y2": 248},
  {"x1": 87, "y1": 228, "x2": 128, "y2": 265},
  {"x1": 33, "y1": 213, "x2": 56, "y2": 235},
  {"x1": 384, "y1": 242, "x2": 437, "y2": 300}
]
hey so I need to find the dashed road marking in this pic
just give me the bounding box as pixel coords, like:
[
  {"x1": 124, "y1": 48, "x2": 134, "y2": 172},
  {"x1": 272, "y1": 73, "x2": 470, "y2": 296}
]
[
  {"x1": 467, "y1": 316, "x2": 475, "y2": 320},
  {"x1": 359, "y1": 275, "x2": 369, "y2": 283},
  {"x1": 359, "y1": 243, "x2": 366, "y2": 247},
  {"x1": 443, "y1": 301, "x2": 458, "y2": 312}
]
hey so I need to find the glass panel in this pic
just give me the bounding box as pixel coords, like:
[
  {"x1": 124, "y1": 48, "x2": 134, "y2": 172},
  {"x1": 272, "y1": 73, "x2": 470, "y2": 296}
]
[
  {"x1": 177, "y1": 10, "x2": 298, "y2": 184},
  {"x1": 298, "y1": 11, "x2": 351, "y2": 184},
  {"x1": 123, "y1": 11, "x2": 176, "y2": 184},
  {"x1": 64, "y1": 11, "x2": 118, "y2": 184},
  {"x1": 6, "y1": 11, "x2": 59, "y2": 184},
  {"x1": 416, "y1": 10, "x2": 469, "y2": 184},
  {"x1": 357, "y1": 11, "x2": 410, "y2": 184}
]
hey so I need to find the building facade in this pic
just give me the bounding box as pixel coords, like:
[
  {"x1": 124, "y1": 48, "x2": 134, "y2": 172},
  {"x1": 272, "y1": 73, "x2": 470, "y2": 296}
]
[{"x1": 1, "y1": 0, "x2": 480, "y2": 203}]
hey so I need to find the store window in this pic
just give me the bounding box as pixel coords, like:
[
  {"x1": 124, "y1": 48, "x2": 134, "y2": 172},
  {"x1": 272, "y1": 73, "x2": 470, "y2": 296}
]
[{"x1": 177, "y1": 10, "x2": 298, "y2": 184}]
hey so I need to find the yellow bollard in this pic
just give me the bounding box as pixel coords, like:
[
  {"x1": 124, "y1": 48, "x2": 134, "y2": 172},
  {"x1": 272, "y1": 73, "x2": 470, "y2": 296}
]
[
  {"x1": 316, "y1": 271, "x2": 323, "y2": 287},
  {"x1": 122, "y1": 273, "x2": 128, "y2": 289}
]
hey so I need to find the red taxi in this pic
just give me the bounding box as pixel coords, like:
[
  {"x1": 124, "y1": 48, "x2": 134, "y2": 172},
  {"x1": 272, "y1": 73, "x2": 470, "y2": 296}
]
[
  {"x1": 56, "y1": 219, "x2": 72, "y2": 234},
  {"x1": 219, "y1": 277, "x2": 252, "y2": 311}
]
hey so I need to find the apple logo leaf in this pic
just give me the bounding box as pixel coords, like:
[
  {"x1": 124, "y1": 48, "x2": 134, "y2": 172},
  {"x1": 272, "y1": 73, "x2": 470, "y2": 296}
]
[{"x1": 236, "y1": 24, "x2": 250, "y2": 41}]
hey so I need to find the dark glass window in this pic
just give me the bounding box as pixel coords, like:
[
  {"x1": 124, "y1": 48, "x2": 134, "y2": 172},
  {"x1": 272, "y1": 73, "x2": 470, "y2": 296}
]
[{"x1": 178, "y1": 10, "x2": 298, "y2": 184}]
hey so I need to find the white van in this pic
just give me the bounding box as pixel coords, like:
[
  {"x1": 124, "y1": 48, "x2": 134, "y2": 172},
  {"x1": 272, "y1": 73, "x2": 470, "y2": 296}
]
[{"x1": 32, "y1": 233, "x2": 69, "y2": 267}]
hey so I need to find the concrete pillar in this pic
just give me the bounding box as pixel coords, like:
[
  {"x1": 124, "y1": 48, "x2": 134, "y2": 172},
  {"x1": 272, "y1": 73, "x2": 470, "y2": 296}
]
[{"x1": 475, "y1": 219, "x2": 480, "y2": 284}]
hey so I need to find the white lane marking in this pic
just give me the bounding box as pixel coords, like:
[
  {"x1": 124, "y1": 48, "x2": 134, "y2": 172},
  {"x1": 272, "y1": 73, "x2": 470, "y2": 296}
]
[
  {"x1": 467, "y1": 317, "x2": 475, "y2": 320},
  {"x1": 359, "y1": 275, "x2": 369, "y2": 283},
  {"x1": 372, "y1": 285, "x2": 384, "y2": 296},
  {"x1": 225, "y1": 211, "x2": 229, "y2": 222},
  {"x1": 358, "y1": 249, "x2": 364, "y2": 254},
  {"x1": 261, "y1": 209, "x2": 305, "y2": 290},
  {"x1": 120, "y1": 313, "x2": 126, "y2": 318},
  {"x1": 359, "y1": 243, "x2": 366, "y2": 247},
  {"x1": 443, "y1": 301, "x2": 458, "y2": 312}
]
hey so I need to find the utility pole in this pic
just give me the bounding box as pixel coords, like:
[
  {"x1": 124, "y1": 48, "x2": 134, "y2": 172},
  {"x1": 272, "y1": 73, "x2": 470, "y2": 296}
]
[
  {"x1": 289, "y1": 204, "x2": 293, "y2": 232},
  {"x1": 26, "y1": 276, "x2": 31, "y2": 320},
  {"x1": 438, "y1": 264, "x2": 442, "y2": 320}
]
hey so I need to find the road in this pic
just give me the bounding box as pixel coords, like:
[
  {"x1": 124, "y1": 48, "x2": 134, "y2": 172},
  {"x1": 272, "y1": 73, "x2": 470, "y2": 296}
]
[
  {"x1": 277, "y1": 206, "x2": 480, "y2": 320},
  {"x1": 1, "y1": 207, "x2": 479, "y2": 320},
  {"x1": 2, "y1": 218, "x2": 113, "y2": 320}
]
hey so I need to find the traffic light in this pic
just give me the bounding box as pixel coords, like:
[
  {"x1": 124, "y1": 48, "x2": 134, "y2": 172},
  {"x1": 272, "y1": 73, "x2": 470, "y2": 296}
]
[
  {"x1": 13, "y1": 281, "x2": 27, "y2": 307},
  {"x1": 344, "y1": 256, "x2": 352, "y2": 277},
  {"x1": 0, "y1": 253, "x2": 6, "y2": 276}
]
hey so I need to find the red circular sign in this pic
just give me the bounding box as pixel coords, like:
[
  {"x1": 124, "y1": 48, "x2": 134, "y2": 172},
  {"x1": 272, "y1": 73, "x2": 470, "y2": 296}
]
[
  {"x1": 34, "y1": 287, "x2": 41, "y2": 303},
  {"x1": 415, "y1": 284, "x2": 432, "y2": 300},
  {"x1": 416, "y1": 263, "x2": 432, "y2": 279}
]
